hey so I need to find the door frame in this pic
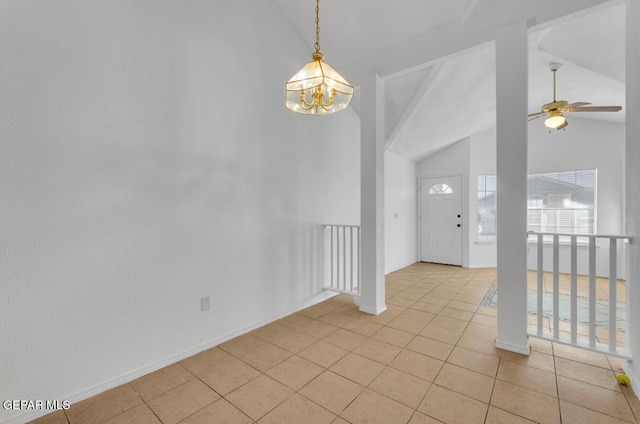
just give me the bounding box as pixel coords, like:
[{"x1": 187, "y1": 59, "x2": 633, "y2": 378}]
[{"x1": 418, "y1": 174, "x2": 468, "y2": 267}]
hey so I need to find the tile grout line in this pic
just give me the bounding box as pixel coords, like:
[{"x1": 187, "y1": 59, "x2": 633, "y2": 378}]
[
  {"x1": 129, "y1": 381, "x2": 173, "y2": 424},
  {"x1": 483, "y1": 353, "x2": 500, "y2": 424},
  {"x1": 298, "y1": 299, "x2": 411, "y2": 423},
  {"x1": 552, "y1": 342, "x2": 564, "y2": 424}
]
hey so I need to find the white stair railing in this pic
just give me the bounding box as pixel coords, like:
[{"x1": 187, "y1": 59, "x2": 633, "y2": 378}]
[
  {"x1": 323, "y1": 225, "x2": 361, "y2": 296},
  {"x1": 528, "y1": 231, "x2": 631, "y2": 359}
]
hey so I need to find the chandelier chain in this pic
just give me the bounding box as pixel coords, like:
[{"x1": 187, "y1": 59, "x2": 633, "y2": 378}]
[
  {"x1": 314, "y1": 0, "x2": 320, "y2": 53},
  {"x1": 285, "y1": 0, "x2": 353, "y2": 115}
]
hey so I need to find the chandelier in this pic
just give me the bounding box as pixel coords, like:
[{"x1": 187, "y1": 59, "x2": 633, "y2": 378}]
[{"x1": 285, "y1": 0, "x2": 353, "y2": 115}]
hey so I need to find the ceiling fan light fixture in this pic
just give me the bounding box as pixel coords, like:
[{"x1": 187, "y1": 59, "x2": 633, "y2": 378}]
[
  {"x1": 545, "y1": 112, "x2": 566, "y2": 129},
  {"x1": 528, "y1": 62, "x2": 622, "y2": 129},
  {"x1": 285, "y1": 0, "x2": 353, "y2": 115}
]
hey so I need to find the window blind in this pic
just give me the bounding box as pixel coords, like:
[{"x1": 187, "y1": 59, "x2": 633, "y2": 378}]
[{"x1": 477, "y1": 169, "x2": 597, "y2": 241}]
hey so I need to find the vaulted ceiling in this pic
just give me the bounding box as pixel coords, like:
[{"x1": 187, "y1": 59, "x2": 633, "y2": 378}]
[{"x1": 275, "y1": 0, "x2": 625, "y2": 162}]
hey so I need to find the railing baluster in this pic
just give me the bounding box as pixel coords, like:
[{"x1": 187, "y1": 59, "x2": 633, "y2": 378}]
[
  {"x1": 357, "y1": 227, "x2": 361, "y2": 295},
  {"x1": 330, "y1": 226, "x2": 335, "y2": 290},
  {"x1": 342, "y1": 227, "x2": 347, "y2": 290},
  {"x1": 553, "y1": 234, "x2": 560, "y2": 340},
  {"x1": 609, "y1": 238, "x2": 617, "y2": 352},
  {"x1": 589, "y1": 236, "x2": 597, "y2": 348},
  {"x1": 537, "y1": 233, "x2": 544, "y2": 336},
  {"x1": 335, "y1": 227, "x2": 340, "y2": 291},
  {"x1": 570, "y1": 235, "x2": 578, "y2": 344},
  {"x1": 323, "y1": 225, "x2": 361, "y2": 297},
  {"x1": 350, "y1": 227, "x2": 354, "y2": 293},
  {"x1": 527, "y1": 231, "x2": 631, "y2": 359}
]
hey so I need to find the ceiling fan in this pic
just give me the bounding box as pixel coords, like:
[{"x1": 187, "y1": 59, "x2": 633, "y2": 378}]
[{"x1": 528, "y1": 62, "x2": 622, "y2": 131}]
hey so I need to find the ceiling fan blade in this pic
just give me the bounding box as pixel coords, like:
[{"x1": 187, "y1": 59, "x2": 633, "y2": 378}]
[
  {"x1": 528, "y1": 115, "x2": 543, "y2": 122},
  {"x1": 528, "y1": 111, "x2": 544, "y2": 118},
  {"x1": 556, "y1": 120, "x2": 569, "y2": 130},
  {"x1": 565, "y1": 102, "x2": 591, "y2": 107},
  {"x1": 568, "y1": 106, "x2": 622, "y2": 112}
]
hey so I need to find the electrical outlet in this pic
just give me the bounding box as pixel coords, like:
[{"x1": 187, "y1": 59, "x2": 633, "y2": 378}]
[{"x1": 201, "y1": 296, "x2": 211, "y2": 312}]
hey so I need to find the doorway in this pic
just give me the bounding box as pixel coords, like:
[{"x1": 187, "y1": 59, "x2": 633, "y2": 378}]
[{"x1": 420, "y1": 175, "x2": 463, "y2": 266}]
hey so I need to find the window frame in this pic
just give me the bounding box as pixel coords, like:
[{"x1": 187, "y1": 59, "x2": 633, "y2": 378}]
[{"x1": 476, "y1": 169, "x2": 597, "y2": 243}]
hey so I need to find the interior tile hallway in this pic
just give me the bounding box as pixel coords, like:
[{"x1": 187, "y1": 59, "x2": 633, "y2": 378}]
[{"x1": 31, "y1": 263, "x2": 639, "y2": 424}]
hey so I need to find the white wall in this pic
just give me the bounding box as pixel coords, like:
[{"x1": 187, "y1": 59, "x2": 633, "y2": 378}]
[
  {"x1": 467, "y1": 118, "x2": 625, "y2": 276},
  {"x1": 417, "y1": 138, "x2": 471, "y2": 267},
  {"x1": 0, "y1": 2, "x2": 360, "y2": 423},
  {"x1": 384, "y1": 151, "x2": 418, "y2": 273}
]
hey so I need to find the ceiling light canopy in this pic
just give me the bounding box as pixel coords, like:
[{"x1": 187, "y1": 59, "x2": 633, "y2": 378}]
[{"x1": 285, "y1": 0, "x2": 353, "y2": 115}]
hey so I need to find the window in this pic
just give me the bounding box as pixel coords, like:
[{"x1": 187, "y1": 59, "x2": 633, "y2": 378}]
[
  {"x1": 527, "y1": 169, "x2": 596, "y2": 240},
  {"x1": 476, "y1": 169, "x2": 597, "y2": 241},
  {"x1": 477, "y1": 176, "x2": 497, "y2": 240},
  {"x1": 428, "y1": 183, "x2": 453, "y2": 195}
]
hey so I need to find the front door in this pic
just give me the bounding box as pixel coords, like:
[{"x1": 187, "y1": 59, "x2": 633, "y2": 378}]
[{"x1": 420, "y1": 176, "x2": 462, "y2": 266}]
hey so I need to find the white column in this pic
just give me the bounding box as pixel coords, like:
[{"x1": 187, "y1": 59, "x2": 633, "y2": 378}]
[
  {"x1": 495, "y1": 20, "x2": 530, "y2": 355},
  {"x1": 624, "y1": 0, "x2": 640, "y2": 393},
  {"x1": 359, "y1": 73, "x2": 386, "y2": 315}
]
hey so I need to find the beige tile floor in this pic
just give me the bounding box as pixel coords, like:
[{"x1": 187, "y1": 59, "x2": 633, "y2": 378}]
[{"x1": 32, "y1": 263, "x2": 638, "y2": 424}]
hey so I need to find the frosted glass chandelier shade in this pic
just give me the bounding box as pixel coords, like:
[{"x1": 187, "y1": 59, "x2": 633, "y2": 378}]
[
  {"x1": 285, "y1": 53, "x2": 353, "y2": 115},
  {"x1": 284, "y1": 0, "x2": 353, "y2": 115}
]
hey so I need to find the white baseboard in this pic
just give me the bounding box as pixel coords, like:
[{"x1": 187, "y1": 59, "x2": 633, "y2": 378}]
[
  {"x1": 468, "y1": 263, "x2": 498, "y2": 269},
  {"x1": 623, "y1": 362, "x2": 640, "y2": 399},
  {"x1": 2, "y1": 290, "x2": 336, "y2": 424},
  {"x1": 359, "y1": 304, "x2": 387, "y2": 316},
  {"x1": 495, "y1": 338, "x2": 531, "y2": 355},
  {"x1": 385, "y1": 260, "x2": 418, "y2": 275}
]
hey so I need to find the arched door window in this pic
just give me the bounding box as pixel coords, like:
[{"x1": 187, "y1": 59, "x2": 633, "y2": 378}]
[{"x1": 428, "y1": 183, "x2": 453, "y2": 195}]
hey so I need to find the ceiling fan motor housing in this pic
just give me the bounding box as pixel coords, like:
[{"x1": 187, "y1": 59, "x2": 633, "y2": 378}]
[{"x1": 542, "y1": 100, "x2": 568, "y2": 113}]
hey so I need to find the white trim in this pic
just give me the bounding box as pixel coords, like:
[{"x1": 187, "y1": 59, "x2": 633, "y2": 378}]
[
  {"x1": 623, "y1": 362, "x2": 640, "y2": 399},
  {"x1": 359, "y1": 304, "x2": 387, "y2": 316},
  {"x1": 5, "y1": 290, "x2": 337, "y2": 424},
  {"x1": 495, "y1": 338, "x2": 531, "y2": 355},
  {"x1": 527, "y1": 240, "x2": 600, "y2": 248},
  {"x1": 385, "y1": 261, "x2": 419, "y2": 275}
]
